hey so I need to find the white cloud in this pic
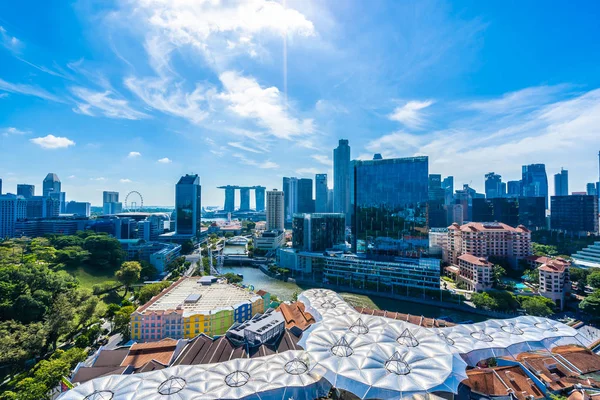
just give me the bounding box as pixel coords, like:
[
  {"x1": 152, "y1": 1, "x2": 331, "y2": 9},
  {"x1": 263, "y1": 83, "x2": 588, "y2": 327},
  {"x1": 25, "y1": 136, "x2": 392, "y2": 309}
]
[
  {"x1": 365, "y1": 131, "x2": 424, "y2": 159},
  {"x1": 90, "y1": 177, "x2": 107, "y2": 181},
  {"x1": 128, "y1": 151, "x2": 142, "y2": 158},
  {"x1": 120, "y1": 178, "x2": 133, "y2": 183},
  {"x1": 30, "y1": 134, "x2": 75, "y2": 149},
  {"x1": 0, "y1": 26, "x2": 22, "y2": 52},
  {"x1": 0, "y1": 79, "x2": 63, "y2": 102},
  {"x1": 296, "y1": 167, "x2": 320, "y2": 176},
  {"x1": 388, "y1": 100, "x2": 434, "y2": 129},
  {"x1": 0, "y1": 93, "x2": 8, "y2": 99},
  {"x1": 463, "y1": 84, "x2": 570, "y2": 115},
  {"x1": 125, "y1": 77, "x2": 209, "y2": 124},
  {"x1": 311, "y1": 154, "x2": 332, "y2": 166},
  {"x1": 232, "y1": 153, "x2": 278, "y2": 169},
  {"x1": 71, "y1": 87, "x2": 149, "y2": 120},
  {"x1": 315, "y1": 99, "x2": 348, "y2": 114},
  {"x1": 227, "y1": 141, "x2": 265, "y2": 154},
  {"x1": 68, "y1": 175, "x2": 76, "y2": 179},
  {"x1": 2, "y1": 127, "x2": 29, "y2": 137},
  {"x1": 219, "y1": 71, "x2": 314, "y2": 139},
  {"x1": 158, "y1": 157, "x2": 172, "y2": 164}
]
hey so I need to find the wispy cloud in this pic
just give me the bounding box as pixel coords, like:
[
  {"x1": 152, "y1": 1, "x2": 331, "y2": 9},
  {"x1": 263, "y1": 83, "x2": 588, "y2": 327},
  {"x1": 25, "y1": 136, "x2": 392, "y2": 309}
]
[
  {"x1": 157, "y1": 157, "x2": 172, "y2": 164},
  {"x1": 0, "y1": 93, "x2": 8, "y2": 99},
  {"x1": 227, "y1": 141, "x2": 265, "y2": 154},
  {"x1": 296, "y1": 167, "x2": 320, "y2": 176},
  {"x1": 388, "y1": 100, "x2": 434, "y2": 129},
  {"x1": 0, "y1": 26, "x2": 22, "y2": 53},
  {"x1": 311, "y1": 154, "x2": 332, "y2": 166},
  {"x1": 219, "y1": 71, "x2": 314, "y2": 139},
  {"x1": 90, "y1": 177, "x2": 107, "y2": 181},
  {"x1": 2, "y1": 127, "x2": 29, "y2": 137},
  {"x1": 0, "y1": 79, "x2": 64, "y2": 102},
  {"x1": 232, "y1": 153, "x2": 278, "y2": 169},
  {"x1": 128, "y1": 151, "x2": 142, "y2": 158},
  {"x1": 119, "y1": 178, "x2": 132, "y2": 183},
  {"x1": 30, "y1": 134, "x2": 75, "y2": 149},
  {"x1": 71, "y1": 87, "x2": 149, "y2": 120}
]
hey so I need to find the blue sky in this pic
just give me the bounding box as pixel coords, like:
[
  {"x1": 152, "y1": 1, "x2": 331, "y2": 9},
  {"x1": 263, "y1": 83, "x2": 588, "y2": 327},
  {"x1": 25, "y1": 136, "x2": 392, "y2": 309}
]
[{"x1": 1, "y1": 0, "x2": 600, "y2": 207}]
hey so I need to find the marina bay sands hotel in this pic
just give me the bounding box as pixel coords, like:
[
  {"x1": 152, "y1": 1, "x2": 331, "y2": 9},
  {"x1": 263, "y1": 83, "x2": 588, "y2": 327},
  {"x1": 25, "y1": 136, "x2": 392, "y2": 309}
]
[{"x1": 217, "y1": 185, "x2": 266, "y2": 212}]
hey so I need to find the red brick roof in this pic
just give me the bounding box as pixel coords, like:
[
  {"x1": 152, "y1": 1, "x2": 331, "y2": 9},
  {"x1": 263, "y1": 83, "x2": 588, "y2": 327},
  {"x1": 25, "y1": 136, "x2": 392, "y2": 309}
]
[
  {"x1": 276, "y1": 302, "x2": 315, "y2": 331},
  {"x1": 458, "y1": 253, "x2": 493, "y2": 267}
]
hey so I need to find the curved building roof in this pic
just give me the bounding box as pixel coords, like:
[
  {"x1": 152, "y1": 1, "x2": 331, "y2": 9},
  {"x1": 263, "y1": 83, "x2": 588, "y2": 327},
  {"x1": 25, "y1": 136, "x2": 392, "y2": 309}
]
[{"x1": 60, "y1": 289, "x2": 580, "y2": 400}]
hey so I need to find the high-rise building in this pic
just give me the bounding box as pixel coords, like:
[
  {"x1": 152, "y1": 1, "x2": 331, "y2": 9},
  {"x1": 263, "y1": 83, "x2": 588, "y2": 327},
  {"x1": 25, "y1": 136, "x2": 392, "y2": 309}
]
[
  {"x1": 0, "y1": 178, "x2": 2, "y2": 195},
  {"x1": 254, "y1": 186, "x2": 266, "y2": 212},
  {"x1": 518, "y1": 197, "x2": 547, "y2": 230},
  {"x1": 26, "y1": 196, "x2": 60, "y2": 219},
  {"x1": 103, "y1": 191, "x2": 122, "y2": 215},
  {"x1": 266, "y1": 189, "x2": 285, "y2": 231},
  {"x1": 333, "y1": 139, "x2": 351, "y2": 224},
  {"x1": 283, "y1": 177, "x2": 298, "y2": 223},
  {"x1": 428, "y1": 174, "x2": 445, "y2": 201},
  {"x1": 442, "y1": 176, "x2": 454, "y2": 205},
  {"x1": 175, "y1": 174, "x2": 202, "y2": 238},
  {"x1": 297, "y1": 178, "x2": 314, "y2": 214},
  {"x1": 42, "y1": 173, "x2": 61, "y2": 197},
  {"x1": 522, "y1": 164, "x2": 548, "y2": 209},
  {"x1": 551, "y1": 195, "x2": 599, "y2": 235},
  {"x1": 0, "y1": 194, "x2": 27, "y2": 238},
  {"x1": 484, "y1": 172, "x2": 503, "y2": 199},
  {"x1": 49, "y1": 191, "x2": 67, "y2": 213},
  {"x1": 292, "y1": 213, "x2": 345, "y2": 252},
  {"x1": 17, "y1": 184, "x2": 35, "y2": 199},
  {"x1": 315, "y1": 174, "x2": 328, "y2": 213},
  {"x1": 428, "y1": 174, "x2": 446, "y2": 228},
  {"x1": 587, "y1": 183, "x2": 598, "y2": 196},
  {"x1": 554, "y1": 168, "x2": 569, "y2": 196},
  {"x1": 103, "y1": 191, "x2": 119, "y2": 204},
  {"x1": 327, "y1": 189, "x2": 334, "y2": 213},
  {"x1": 66, "y1": 201, "x2": 91, "y2": 217},
  {"x1": 507, "y1": 181, "x2": 522, "y2": 198},
  {"x1": 239, "y1": 188, "x2": 251, "y2": 211},
  {"x1": 353, "y1": 155, "x2": 429, "y2": 256},
  {"x1": 472, "y1": 198, "x2": 519, "y2": 227},
  {"x1": 222, "y1": 186, "x2": 235, "y2": 212}
]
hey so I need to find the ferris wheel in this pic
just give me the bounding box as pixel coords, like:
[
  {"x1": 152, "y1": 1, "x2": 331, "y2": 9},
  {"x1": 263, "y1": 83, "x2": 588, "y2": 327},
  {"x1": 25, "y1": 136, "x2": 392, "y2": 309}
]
[{"x1": 124, "y1": 191, "x2": 144, "y2": 212}]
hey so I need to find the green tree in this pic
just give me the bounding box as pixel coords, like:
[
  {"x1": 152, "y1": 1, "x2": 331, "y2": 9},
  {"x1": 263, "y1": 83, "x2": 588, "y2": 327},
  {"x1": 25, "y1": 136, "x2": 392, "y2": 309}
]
[
  {"x1": 223, "y1": 272, "x2": 243, "y2": 284},
  {"x1": 83, "y1": 235, "x2": 125, "y2": 270},
  {"x1": 139, "y1": 260, "x2": 158, "y2": 280},
  {"x1": 76, "y1": 295, "x2": 100, "y2": 330},
  {"x1": 492, "y1": 265, "x2": 506, "y2": 288},
  {"x1": 55, "y1": 246, "x2": 90, "y2": 268},
  {"x1": 471, "y1": 292, "x2": 498, "y2": 310},
  {"x1": 523, "y1": 268, "x2": 539, "y2": 283},
  {"x1": 137, "y1": 281, "x2": 172, "y2": 304},
  {"x1": 580, "y1": 290, "x2": 600, "y2": 317},
  {"x1": 587, "y1": 270, "x2": 600, "y2": 289},
  {"x1": 44, "y1": 293, "x2": 76, "y2": 351},
  {"x1": 0, "y1": 321, "x2": 47, "y2": 366},
  {"x1": 570, "y1": 267, "x2": 590, "y2": 284},
  {"x1": 181, "y1": 240, "x2": 194, "y2": 255},
  {"x1": 113, "y1": 305, "x2": 135, "y2": 339},
  {"x1": 115, "y1": 261, "x2": 142, "y2": 296},
  {"x1": 520, "y1": 296, "x2": 554, "y2": 317}
]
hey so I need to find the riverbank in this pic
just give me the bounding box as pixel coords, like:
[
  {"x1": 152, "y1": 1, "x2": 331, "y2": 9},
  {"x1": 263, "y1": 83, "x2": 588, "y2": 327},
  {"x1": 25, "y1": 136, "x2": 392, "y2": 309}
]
[{"x1": 220, "y1": 266, "x2": 490, "y2": 322}]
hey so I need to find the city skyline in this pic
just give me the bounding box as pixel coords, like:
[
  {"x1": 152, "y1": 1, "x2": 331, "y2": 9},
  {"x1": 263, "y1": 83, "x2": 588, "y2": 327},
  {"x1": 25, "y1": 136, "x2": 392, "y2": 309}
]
[{"x1": 1, "y1": 1, "x2": 600, "y2": 206}]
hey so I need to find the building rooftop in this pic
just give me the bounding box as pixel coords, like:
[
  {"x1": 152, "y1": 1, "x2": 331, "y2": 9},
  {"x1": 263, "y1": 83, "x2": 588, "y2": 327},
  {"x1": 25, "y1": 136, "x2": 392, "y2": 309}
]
[
  {"x1": 137, "y1": 277, "x2": 258, "y2": 317},
  {"x1": 462, "y1": 365, "x2": 545, "y2": 400},
  {"x1": 277, "y1": 302, "x2": 316, "y2": 332},
  {"x1": 449, "y1": 221, "x2": 530, "y2": 233},
  {"x1": 539, "y1": 258, "x2": 570, "y2": 273},
  {"x1": 119, "y1": 339, "x2": 178, "y2": 369},
  {"x1": 458, "y1": 253, "x2": 493, "y2": 267}
]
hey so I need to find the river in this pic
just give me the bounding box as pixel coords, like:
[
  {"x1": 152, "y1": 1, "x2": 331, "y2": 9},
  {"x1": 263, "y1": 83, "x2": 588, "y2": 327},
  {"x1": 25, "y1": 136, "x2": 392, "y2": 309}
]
[{"x1": 220, "y1": 266, "x2": 486, "y2": 323}]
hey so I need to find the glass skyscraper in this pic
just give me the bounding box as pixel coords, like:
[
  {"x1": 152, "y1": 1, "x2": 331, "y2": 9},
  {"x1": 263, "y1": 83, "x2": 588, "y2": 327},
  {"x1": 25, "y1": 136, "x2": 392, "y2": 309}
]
[
  {"x1": 521, "y1": 164, "x2": 548, "y2": 209},
  {"x1": 175, "y1": 174, "x2": 202, "y2": 238},
  {"x1": 352, "y1": 156, "x2": 429, "y2": 256},
  {"x1": 333, "y1": 139, "x2": 351, "y2": 224},
  {"x1": 554, "y1": 168, "x2": 569, "y2": 196},
  {"x1": 292, "y1": 213, "x2": 345, "y2": 252},
  {"x1": 297, "y1": 178, "x2": 314, "y2": 213},
  {"x1": 315, "y1": 174, "x2": 328, "y2": 213},
  {"x1": 484, "y1": 172, "x2": 503, "y2": 198}
]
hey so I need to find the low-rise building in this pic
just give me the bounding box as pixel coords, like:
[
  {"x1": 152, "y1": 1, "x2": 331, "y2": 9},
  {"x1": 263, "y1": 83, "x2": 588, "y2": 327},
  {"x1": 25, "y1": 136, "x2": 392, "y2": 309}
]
[
  {"x1": 538, "y1": 258, "x2": 571, "y2": 310},
  {"x1": 130, "y1": 277, "x2": 265, "y2": 342},
  {"x1": 572, "y1": 242, "x2": 600, "y2": 269},
  {"x1": 227, "y1": 309, "x2": 285, "y2": 347},
  {"x1": 456, "y1": 253, "x2": 493, "y2": 292},
  {"x1": 119, "y1": 239, "x2": 181, "y2": 273},
  {"x1": 428, "y1": 227, "x2": 448, "y2": 258},
  {"x1": 253, "y1": 229, "x2": 285, "y2": 250}
]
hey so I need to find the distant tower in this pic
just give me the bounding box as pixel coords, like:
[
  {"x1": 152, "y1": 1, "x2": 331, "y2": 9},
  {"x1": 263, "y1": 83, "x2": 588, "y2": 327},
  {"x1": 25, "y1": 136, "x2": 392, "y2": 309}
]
[
  {"x1": 175, "y1": 174, "x2": 202, "y2": 238},
  {"x1": 42, "y1": 173, "x2": 61, "y2": 197},
  {"x1": 315, "y1": 174, "x2": 328, "y2": 213},
  {"x1": 239, "y1": 188, "x2": 251, "y2": 211},
  {"x1": 254, "y1": 186, "x2": 266, "y2": 212},
  {"x1": 266, "y1": 189, "x2": 285, "y2": 231},
  {"x1": 554, "y1": 168, "x2": 569, "y2": 196},
  {"x1": 333, "y1": 139, "x2": 351, "y2": 224}
]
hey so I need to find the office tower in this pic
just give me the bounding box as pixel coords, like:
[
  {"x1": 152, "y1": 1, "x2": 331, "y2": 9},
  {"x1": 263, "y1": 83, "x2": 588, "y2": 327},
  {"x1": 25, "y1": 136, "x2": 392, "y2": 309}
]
[
  {"x1": 472, "y1": 198, "x2": 519, "y2": 227},
  {"x1": 507, "y1": 181, "x2": 522, "y2": 198},
  {"x1": 0, "y1": 178, "x2": 2, "y2": 194},
  {"x1": 42, "y1": 173, "x2": 61, "y2": 197},
  {"x1": 254, "y1": 186, "x2": 265, "y2": 212},
  {"x1": 554, "y1": 168, "x2": 569, "y2": 196},
  {"x1": 327, "y1": 189, "x2": 334, "y2": 213},
  {"x1": 428, "y1": 174, "x2": 446, "y2": 228},
  {"x1": 175, "y1": 174, "x2": 202, "y2": 238},
  {"x1": 103, "y1": 191, "x2": 119, "y2": 204},
  {"x1": 49, "y1": 191, "x2": 66, "y2": 213},
  {"x1": 333, "y1": 139, "x2": 351, "y2": 224},
  {"x1": 26, "y1": 196, "x2": 60, "y2": 218},
  {"x1": 454, "y1": 184, "x2": 481, "y2": 222},
  {"x1": 66, "y1": 201, "x2": 91, "y2": 217},
  {"x1": 315, "y1": 174, "x2": 328, "y2": 213},
  {"x1": 292, "y1": 213, "x2": 345, "y2": 251},
  {"x1": 353, "y1": 156, "x2": 428, "y2": 255},
  {"x1": 446, "y1": 222, "x2": 532, "y2": 268},
  {"x1": 484, "y1": 172, "x2": 503, "y2": 199},
  {"x1": 518, "y1": 197, "x2": 547, "y2": 230},
  {"x1": 0, "y1": 194, "x2": 27, "y2": 238},
  {"x1": 297, "y1": 178, "x2": 314, "y2": 213},
  {"x1": 266, "y1": 189, "x2": 285, "y2": 231},
  {"x1": 17, "y1": 184, "x2": 35, "y2": 199},
  {"x1": 239, "y1": 187, "x2": 251, "y2": 211},
  {"x1": 587, "y1": 183, "x2": 598, "y2": 196},
  {"x1": 102, "y1": 191, "x2": 122, "y2": 215},
  {"x1": 551, "y1": 195, "x2": 599, "y2": 235},
  {"x1": 282, "y1": 177, "x2": 298, "y2": 223},
  {"x1": 428, "y1": 174, "x2": 445, "y2": 201},
  {"x1": 442, "y1": 176, "x2": 454, "y2": 205},
  {"x1": 522, "y1": 164, "x2": 548, "y2": 209}
]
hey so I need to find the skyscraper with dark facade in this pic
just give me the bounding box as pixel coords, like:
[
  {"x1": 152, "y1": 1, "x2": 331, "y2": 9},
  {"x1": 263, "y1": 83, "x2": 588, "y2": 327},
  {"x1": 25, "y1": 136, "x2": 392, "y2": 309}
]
[
  {"x1": 292, "y1": 213, "x2": 345, "y2": 252},
  {"x1": 333, "y1": 139, "x2": 351, "y2": 224},
  {"x1": 428, "y1": 174, "x2": 446, "y2": 228},
  {"x1": 297, "y1": 178, "x2": 314, "y2": 214},
  {"x1": 522, "y1": 164, "x2": 548, "y2": 209},
  {"x1": 353, "y1": 156, "x2": 428, "y2": 256},
  {"x1": 42, "y1": 173, "x2": 61, "y2": 197},
  {"x1": 518, "y1": 197, "x2": 547, "y2": 230},
  {"x1": 507, "y1": 181, "x2": 522, "y2": 198},
  {"x1": 551, "y1": 195, "x2": 599, "y2": 235},
  {"x1": 282, "y1": 177, "x2": 297, "y2": 224},
  {"x1": 17, "y1": 184, "x2": 35, "y2": 199},
  {"x1": 554, "y1": 168, "x2": 569, "y2": 196},
  {"x1": 442, "y1": 176, "x2": 454, "y2": 205},
  {"x1": 315, "y1": 174, "x2": 328, "y2": 213},
  {"x1": 472, "y1": 198, "x2": 519, "y2": 227},
  {"x1": 175, "y1": 174, "x2": 202, "y2": 238},
  {"x1": 485, "y1": 172, "x2": 503, "y2": 199}
]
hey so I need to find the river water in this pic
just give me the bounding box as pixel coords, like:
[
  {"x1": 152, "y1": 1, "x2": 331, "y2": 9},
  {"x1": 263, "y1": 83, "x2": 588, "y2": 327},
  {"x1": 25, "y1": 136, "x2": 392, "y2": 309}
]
[{"x1": 220, "y1": 266, "x2": 486, "y2": 323}]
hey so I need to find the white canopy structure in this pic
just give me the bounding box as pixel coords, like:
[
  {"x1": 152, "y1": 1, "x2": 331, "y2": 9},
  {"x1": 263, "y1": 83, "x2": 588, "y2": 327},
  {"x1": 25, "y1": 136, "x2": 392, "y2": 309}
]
[{"x1": 60, "y1": 289, "x2": 579, "y2": 400}]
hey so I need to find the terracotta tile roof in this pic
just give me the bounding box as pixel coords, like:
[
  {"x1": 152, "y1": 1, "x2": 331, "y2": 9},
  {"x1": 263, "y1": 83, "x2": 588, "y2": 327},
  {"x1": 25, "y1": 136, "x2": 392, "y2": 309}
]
[
  {"x1": 276, "y1": 302, "x2": 315, "y2": 331},
  {"x1": 456, "y1": 222, "x2": 530, "y2": 233},
  {"x1": 120, "y1": 339, "x2": 177, "y2": 369},
  {"x1": 256, "y1": 289, "x2": 268, "y2": 296},
  {"x1": 458, "y1": 253, "x2": 493, "y2": 267},
  {"x1": 552, "y1": 346, "x2": 600, "y2": 374},
  {"x1": 92, "y1": 348, "x2": 129, "y2": 367},
  {"x1": 135, "y1": 360, "x2": 167, "y2": 374},
  {"x1": 539, "y1": 258, "x2": 571, "y2": 273},
  {"x1": 463, "y1": 366, "x2": 545, "y2": 400},
  {"x1": 355, "y1": 307, "x2": 454, "y2": 327},
  {"x1": 72, "y1": 366, "x2": 127, "y2": 383}
]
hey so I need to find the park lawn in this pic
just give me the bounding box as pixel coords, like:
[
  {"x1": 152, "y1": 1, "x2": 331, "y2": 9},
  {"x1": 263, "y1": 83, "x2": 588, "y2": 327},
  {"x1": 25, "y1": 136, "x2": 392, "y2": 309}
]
[{"x1": 65, "y1": 265, "x2": 118, "y2": 290}]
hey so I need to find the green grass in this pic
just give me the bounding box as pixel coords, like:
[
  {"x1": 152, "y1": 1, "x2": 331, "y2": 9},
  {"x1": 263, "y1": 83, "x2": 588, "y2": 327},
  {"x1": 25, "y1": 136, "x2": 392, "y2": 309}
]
[{"x1": 65, "y1": 266, "x2": 118, "y2": 290}]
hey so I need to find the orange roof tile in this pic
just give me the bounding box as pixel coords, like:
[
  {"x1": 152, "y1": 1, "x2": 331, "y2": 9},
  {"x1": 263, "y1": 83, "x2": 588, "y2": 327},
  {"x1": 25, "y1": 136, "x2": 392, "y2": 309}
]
[{"x1": 276, "y1": 302, "x2": 315, "y2": 331}]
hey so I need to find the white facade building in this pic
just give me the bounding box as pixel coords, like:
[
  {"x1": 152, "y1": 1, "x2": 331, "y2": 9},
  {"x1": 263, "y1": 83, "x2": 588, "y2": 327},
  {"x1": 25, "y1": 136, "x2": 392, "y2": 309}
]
[
  {"x1": 538, "y1": 258, "x2": 571, "y2": 310},
  {"x1": 456, "y1": 254, "x2": 493, "y2": 292},
  {"x1": 266, "y1": 189, "x2": 285, "y2": 231}
]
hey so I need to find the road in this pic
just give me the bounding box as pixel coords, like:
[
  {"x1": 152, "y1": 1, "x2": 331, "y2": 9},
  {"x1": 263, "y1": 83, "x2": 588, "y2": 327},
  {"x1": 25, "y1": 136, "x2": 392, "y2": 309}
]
[{"x1": 183, "y1": 244, "x2": 203, "y2": 276}]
